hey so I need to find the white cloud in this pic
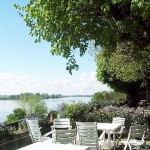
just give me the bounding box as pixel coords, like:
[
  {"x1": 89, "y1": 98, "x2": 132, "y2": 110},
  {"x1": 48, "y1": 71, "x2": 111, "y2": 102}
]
[{"x1": 0, "y1": 72, "x2": 110, "y2": 95}]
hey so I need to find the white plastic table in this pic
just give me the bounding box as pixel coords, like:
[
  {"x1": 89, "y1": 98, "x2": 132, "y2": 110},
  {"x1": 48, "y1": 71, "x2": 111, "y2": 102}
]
[
  {"x1": 17, "y1": 139, "x2": 89, "y2": 150},
  {"x1": 97, "y1": 123, "x2": 122, "y2": 150}
]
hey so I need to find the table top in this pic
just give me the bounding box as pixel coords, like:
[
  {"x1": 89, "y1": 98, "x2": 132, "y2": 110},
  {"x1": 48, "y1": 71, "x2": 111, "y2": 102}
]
[
  {"x1": 97, "y1": 123, "x2": 122, "y2": 131},
  {"x1": 17, "y1": 139, "x2": 89, "y2": 150}
]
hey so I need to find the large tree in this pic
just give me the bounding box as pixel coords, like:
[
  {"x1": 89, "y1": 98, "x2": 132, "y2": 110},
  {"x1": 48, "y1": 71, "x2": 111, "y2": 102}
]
[
  {"x1": 14, "y1": 0, "x2": 150, "y2": 73},
  {"x1": 14, "y1": 0, "x2": 150, "y2": 106}
]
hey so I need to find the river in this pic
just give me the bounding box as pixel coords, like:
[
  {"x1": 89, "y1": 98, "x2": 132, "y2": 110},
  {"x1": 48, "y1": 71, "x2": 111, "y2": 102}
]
[{"x1": 0, "y1": 97, "x2": 92, "y2": 123}]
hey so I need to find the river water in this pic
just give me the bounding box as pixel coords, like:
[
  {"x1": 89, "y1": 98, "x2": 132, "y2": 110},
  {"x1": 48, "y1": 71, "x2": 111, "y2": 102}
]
[{"x1": 0, "y1": 97, "x2": 91, "y2": 123}]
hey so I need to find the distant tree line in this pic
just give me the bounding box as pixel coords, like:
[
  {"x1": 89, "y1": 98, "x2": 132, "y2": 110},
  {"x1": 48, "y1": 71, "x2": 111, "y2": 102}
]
[
  {"x1": 71, "y1": 95, "x2": 92, "y2": 97},
  {"x1": 0, "y1": 93, "x2": 63, "y2": 100}
]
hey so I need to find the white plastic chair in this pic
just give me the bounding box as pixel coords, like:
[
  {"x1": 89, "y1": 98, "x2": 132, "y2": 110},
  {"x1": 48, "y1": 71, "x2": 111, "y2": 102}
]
[
  {"x1": 112, "y1": 117, "x2": 125, "y2": 138},
  {"x1": 51, "y1": 118, "x2": 72, "y2": 130},
  {"x1": 26, "y1": 119, "x2": 53, "y2": 143},
  {"x1": 55, "y1": 129, "x2": 77, "y2": 144},
  {"x1": 76, "y1": 122, "x2": 105, "y2": 150},
  {"x1": 105, "y1": 117, "x2": 125, "y2": 146},
  {"x1": 51, "y1": 118, "x2": 72, "y2": 142},
  {"x1": 144, "y1": 109, "x2": 150, "y2": 116},
  {"x1": 120, "y1": 125, "x2": 148, "y2": 150}
]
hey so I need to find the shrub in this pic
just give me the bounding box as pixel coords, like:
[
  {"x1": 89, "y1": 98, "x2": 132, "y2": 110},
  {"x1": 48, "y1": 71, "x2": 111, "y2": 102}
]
[
  {"x1": 35, "y1": 103, "x2": 48, "y2": 115},
  {"x1": 19, "y1": 94, "x2": 42, "y2": 115},
  {"x1": 58, "y1": 101, "x2": 148, "y2": 131},
  {"x1": 65, "y1": 102, "x2": 93, "y2": 122},
  {"x1": 49, "y1": 110, "x2": 58, "y2": 121},
  {"x1": 56, "y1": 102, "x2": 69, "y2": 118},
  {"x1": 0, "y1": 122, "x2": 15, "y2": 139},
  {"x1": 6, "y1": 108, "x2": 26, "y2": 123},
  {"x1": 18, "y1": 119, "x2": 27, "y2": 129}
]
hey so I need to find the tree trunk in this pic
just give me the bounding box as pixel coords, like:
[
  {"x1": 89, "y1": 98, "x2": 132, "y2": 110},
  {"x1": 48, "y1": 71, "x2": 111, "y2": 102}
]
[
  {"x1": 146, "y1": 80, "x2": 150, "y2": 103},
  {"x1": 126, "y1": 86, "x2": 146, "y2": 107}
]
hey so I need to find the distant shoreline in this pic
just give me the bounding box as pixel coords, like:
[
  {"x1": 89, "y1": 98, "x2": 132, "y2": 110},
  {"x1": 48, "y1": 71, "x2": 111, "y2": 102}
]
[{"x1": 0, "y1": 93, "x2": 93, "y2": 100}]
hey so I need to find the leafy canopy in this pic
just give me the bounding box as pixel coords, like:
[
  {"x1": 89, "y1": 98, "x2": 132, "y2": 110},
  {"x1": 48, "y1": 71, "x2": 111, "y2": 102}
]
[
  {"x1": 96, "y1": 48, "x2": 148, "y2": 107},
  {"x1": 14, "y1": 0, "x2": 150, "y2": 73},
  {"x1": 97, "y1": 43, "x2": 150, "y2": 84}
]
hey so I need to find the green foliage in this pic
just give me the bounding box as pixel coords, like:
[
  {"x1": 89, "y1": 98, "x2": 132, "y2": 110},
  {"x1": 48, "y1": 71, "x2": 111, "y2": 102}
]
[
  {"x1": 92, "y1": 92, "x2": 104, "y2": 102},
  {"x1": 0, "y1": 124, "x2": 15, "y2": 139},
  {"x1": 92, "y1": 91, "x2": 126, "y2": 102},
  {"x1": 96, "y1": 47, "x2": 150, "y2": 84},
  {"x1": 58, "y1": 102, "x2": 93, "y2": 122},
  {"x1": 96, "y1": 48, "x2": 149, "y2": 106},
  {"x1": 35, "y1": 103, "x2": 48, "y2": 115},
  {"x1": 14, "y1": 0, "x2": 150, "y2": 73},
  {"x1": 7, "y1": 108, "x2": 26, "y2": 123},
  {"x1": 107, "y1": 44, "x2": 150, "y2": 85},
  {"x1": 57, "y1": 101, "x2": 148, "y2": 130},
  {"x1": 49, "y1": 110, "x2": 58, "y2": 120},
  {"x1": 19, "y1": 120, "x2": 27, "y2": 129},
  {"x1": 19, "y1": 93, "x2": 47, "y2": 115}
]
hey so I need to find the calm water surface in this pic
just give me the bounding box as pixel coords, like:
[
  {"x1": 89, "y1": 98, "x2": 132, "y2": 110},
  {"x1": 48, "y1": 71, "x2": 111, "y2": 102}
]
[{"x1": 0, "y1": 97, "x2": 91, "y2": 123}]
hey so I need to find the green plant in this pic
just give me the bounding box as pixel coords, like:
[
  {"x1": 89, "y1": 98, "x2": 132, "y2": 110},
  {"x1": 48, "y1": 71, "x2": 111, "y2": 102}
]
[
  {"x1": 7, "y1": 108, "x2": 26, "y2": 123},
  {"x1": 19, "y1": 93, "x2": 44, "y2": 115},
  {"x1": 35, "y1": 103, "x2": 48, "y2": 115},
  {"x1": 0, "y1": 123, "x2": 15, "y2": 139},
  {"x1": 48, "y1": 110, "x2": 58, "y2": 122},
  {"x1": 92, "y1": 91, "x2": 126, "y2": 102},
  {"x1": 65, "y1": 102, "x2": 93, "y2": 122},
  {"x1": 58, "y1": 101, "x2": 148, "y2": 131}
]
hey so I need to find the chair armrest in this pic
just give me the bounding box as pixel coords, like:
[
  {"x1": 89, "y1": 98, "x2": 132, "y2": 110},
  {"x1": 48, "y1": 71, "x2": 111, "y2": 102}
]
[
  {"x1": 98, "y1": 131, "x2": 106, "y2": 146},
  {"x1": 98, "y1": 130, "x2": 105, "y2": 140},
  {"x1": 119, "y1": 126, "x2": 125, "y2": 134},
  {"x1": 51, "y1": 126, "x2": 54, "y2": 130},
  {"x1": 121, "y1": 126, "x2": 125, "y2": 129},
  {"x1": 51, "y1": 125, "x2": 72, "y2": 130},
  {"x1": 43, "y1": 130, "x2": 55, "y2": 137}
]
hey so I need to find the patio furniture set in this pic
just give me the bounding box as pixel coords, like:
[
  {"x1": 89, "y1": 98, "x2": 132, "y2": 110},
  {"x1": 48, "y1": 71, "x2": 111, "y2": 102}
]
[{"x1": 17, "y1": 117, "x2": 148, "y2": 150}]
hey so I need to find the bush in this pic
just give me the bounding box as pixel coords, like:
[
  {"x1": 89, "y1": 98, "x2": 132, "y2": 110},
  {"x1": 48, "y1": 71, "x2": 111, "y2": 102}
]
[
  {"x1": 35, "y1": 103, "x2": 48, "y2": 115},
  {"x1": 19, "y1": 94, "x2": 42, "y2": 115},
  {"x1": 48, "y1": 110, "x2": 58, "y2": 121},
  {"x1": 58, "y1": 101, "x2": 148, "y2": 131},
  {"x1": 7, "y1": 108, "x2": 26, "y2": 123},
  {"x1": 0, "y1": 122, "x2": 16, "y2": 139},
  {"x1": 65, "y1": 102, "x2": 94, "y2": 122}
]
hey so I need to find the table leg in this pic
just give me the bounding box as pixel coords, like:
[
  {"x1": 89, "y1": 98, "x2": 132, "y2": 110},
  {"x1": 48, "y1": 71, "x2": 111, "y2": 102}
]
[
  {"x1": 108, "y1": 131, "x2": 111, "y2": 150},
  {"x1": 113, "y1": 131, "x2": 116, "y2": 150}
]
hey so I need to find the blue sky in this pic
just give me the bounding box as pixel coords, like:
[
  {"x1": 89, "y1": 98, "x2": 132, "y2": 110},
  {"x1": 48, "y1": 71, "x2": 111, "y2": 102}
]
[{"x1": 0, "y1": 1, "x2": 110, "y2": 95}]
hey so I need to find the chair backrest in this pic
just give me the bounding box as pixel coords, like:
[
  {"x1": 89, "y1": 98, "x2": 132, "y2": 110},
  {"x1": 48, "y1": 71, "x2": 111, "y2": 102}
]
[
  {"x1": 55, "y1": 129, "x2": 77, "y2": 144},
  {"x1": 144, "y1": 109, "x2": 150, "y2": 116},
  {"x1": 76, "y1": 122, "x2": 99, "y2": 147},
  {"x1": 53, "y1": 118, "x2": 71, "y2": 129},
  {"x1": 112, "y1": 117, "x2": 125, "y2": 125},
  {"x1": 129, "y1": 125, "x2": 147, "y2": 140},
  {"x1": 26, "y1": 119, "x2": 42, "y2": 143}
]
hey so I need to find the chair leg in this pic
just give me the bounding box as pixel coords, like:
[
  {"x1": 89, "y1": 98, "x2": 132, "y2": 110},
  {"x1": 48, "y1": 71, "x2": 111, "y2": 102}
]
[
  {"x1": 145, "y1": 143, "x2": 148, "y2": 150},
  {"x1": 123, "y1": 142, "x2": 128, "y2": 150},
  {"x1": 128, "y1": 143, "x2": 132, "y2": 150}
]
